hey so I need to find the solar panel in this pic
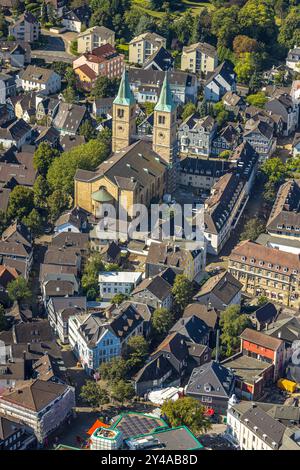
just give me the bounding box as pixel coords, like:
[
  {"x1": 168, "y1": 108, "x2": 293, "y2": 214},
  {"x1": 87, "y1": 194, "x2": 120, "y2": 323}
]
[{"x1": 115, "y1": 414, "x2": 163, "y2": 439}]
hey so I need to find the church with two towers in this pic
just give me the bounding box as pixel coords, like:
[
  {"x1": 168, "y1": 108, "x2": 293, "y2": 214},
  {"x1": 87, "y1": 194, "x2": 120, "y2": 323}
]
[{"x1": 74, "y1": 70, "x2": 178, "y2": 218}]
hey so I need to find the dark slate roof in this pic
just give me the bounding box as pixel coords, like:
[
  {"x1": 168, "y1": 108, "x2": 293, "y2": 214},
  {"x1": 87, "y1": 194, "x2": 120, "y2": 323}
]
[
  {"x1": 144, "y1": 46, "x2": 174, "y2": 71},
  {"x1": 132, "y1": 274, "x2": 172, "y2": 301},
  {"x1": 134, "y1": 354, "x2": 179, "y2": 384},
  {"x1": 205, "y1": 60, "x2": 235, "y2": 88},
  {"x1": 13, "y1": 320, "x2": 54, "y2": 344},
  {"x1": 253, "y1": 302, "x2": 278, "y2": 325},
  {"x1": 170, "y1": 315, "x2": 210, "y2": 344},
  {"x1": 180, "y1": 155, "x2": 231, "y2": 177},
  {"x1": 186, "y1": 360, "x2": 235, "y2": 399},
  {"x1": 151, "y1": 332, "x2": 189, "y2": 362},
  {"x1": 194, "y1": 271, "x2": 242, "y2": 305},
  {"x1": 63, "y1": 5, "x2": 91, "y2": 23},
  {"x1": 0, "y1": 415, "x2": 24, "y2": 441},
  {"x1": 109, "y1": 305, "x2": 143, "y2": 341},
  {"x1": 0, "y1": 119, "x2": 31, "y2": 141}
]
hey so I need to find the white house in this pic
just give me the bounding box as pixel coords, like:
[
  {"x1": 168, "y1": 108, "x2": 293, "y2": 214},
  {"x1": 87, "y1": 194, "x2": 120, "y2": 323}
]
[
  {"x1": 286, "y1": 46, "x2": 300, "y2": 72},
  {"x1": 20, "y1": 65, "x2": 61, "y2": 95},
  {"x1": 68, "y1": 305, "x2": 144, "y2": 374},
  {"x1": 98, "y1": 271, "x2": 143, "y2": 300},
  {"x1": 204, "y1": 61, "x2": 236, "y2": 103}
]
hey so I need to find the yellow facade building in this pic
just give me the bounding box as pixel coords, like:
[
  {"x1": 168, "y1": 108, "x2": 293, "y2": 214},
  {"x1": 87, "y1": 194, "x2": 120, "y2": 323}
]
[{"x1": 74, "y1": 70, "x2": 178, "y2": 218}]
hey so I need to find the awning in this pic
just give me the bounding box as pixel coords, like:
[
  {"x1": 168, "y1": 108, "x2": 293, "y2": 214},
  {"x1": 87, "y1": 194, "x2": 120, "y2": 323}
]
[{"x1": 87, "y1": 419, "x2": 109, "y2": 435}]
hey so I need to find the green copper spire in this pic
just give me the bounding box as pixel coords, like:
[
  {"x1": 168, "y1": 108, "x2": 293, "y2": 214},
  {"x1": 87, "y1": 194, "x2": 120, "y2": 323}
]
[
  {"x1": 155, "y1": 73, "x2": 176, "y2": 113},
  {"x1": 113, "y1": 69, "x2": 135, "y2": 106}
]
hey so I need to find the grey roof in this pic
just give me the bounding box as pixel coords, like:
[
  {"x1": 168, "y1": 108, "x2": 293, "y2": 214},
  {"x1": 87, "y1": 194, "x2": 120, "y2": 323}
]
[
  {"x1": 170, "y1": 315, "x2": 210, "y2": 344},
  {"x1": 21, "y1": 65, "x2": 58, "y2": 85},
  {"x1": 183, "y1": 303, "x2": 218, "y2": 329},
  {"x1": 264, "y1": 316, "x2": 300, "y2": 344},
  {"x1": 49, "y1": 296, "x2": 86, "y2": 314},
  {"x1": 194, "y1": 271, "x2": 242, "y2": 305},
  {"x1": 53, "y1": 102, "x2": 87, "y2": 134},
  {"x1": 0, "y1": 119, "x2": 31, "y2": 141},
  {"x1": 252, "y1": 302, "x2": 278, "y2": 325},
  {"x1": 186, "y1": 360, "x2": 235, "y2": 399},
  {"x1": 0, "y1": 415, "x2": 24, "y2": 441},
  {"x1": 222, "y1": 353, "x2": 271, "y2": 385}
]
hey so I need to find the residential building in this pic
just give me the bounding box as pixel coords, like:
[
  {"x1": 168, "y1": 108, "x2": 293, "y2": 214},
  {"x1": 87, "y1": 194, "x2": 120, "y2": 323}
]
[
  {"x1": 0, "y1": 380, "x2": 75, "y2": 444},
  {"x1": 143, "y1": 47, "x2": 174, "y2": 72},
  {"x1": 0, "y1": 145, "x2": 36, "y2": 189},
  {"x1": 181, "y1": 42, "x2": 217, "y2": 75},
  {"x1": 222, "y1": 91, "x2": 246, "y2": 114},
  {"x1": 204, "y1": 61, "x2": 236, "y2": 102},
  {"x1": 266, "y1": 180, "x2": 300, "y2": 250},
  {"x1": 249, "y1": 302, "x2": 278, "y2": 331},
  {"x1": 9, "y1": 11, "x2": 40, "y2": 43},
  {"x1": 61, "y1": 5, "x2": 91, "y2": 33},
  {"x1": 239, "y1": 327, "x2": 285, "y2": 381},
  {"x1": 134, "y1": 332, "x2": 189, "y2": 396},
  {"x1": 170, "y1": 315, "x2": 210, "y2": 347},
  {"x1": 68, "y1": 306, "x2": 144, "y2": 374},
  {"x1": 77, "y1": 26, "x2": 115, "y2": 54},
  {"x1": 204, "y1": 174, "x2": 248, "y2": 255},
  {"x1": 211, "y1": 124, "x2": 241, "y2": 156},
  {"x1": 286, "y1": 46, "x2": 300, "y2": 72},
  {"x1": 228, "y1": 240, "x2": 300, "y2": 309},
  {"x1": 186, "y1": 360, "x2": 235, "y2": 415},
  {"x1": 265, "y1": 93, "x2": 299, "y2": 136},
  {"x1": 98, "y1": 271, "x2": 142, "y2": 300},
  {"x1": 54, "y1": 206, "x2": 89, "y2": 234},
  {"x1": 52, "y1": 102, "x2": 88, "y2": 136},
  {"x1": 0, "y1": 118, "x2": 32, "y2": 150},
  {"x1": 131, "y1": 268, "x2": 176, "y2": 310},
  {"x1": 73, "y1": 44, "x2": 125, "y2": 88},
  {"x1": 243, "y1": 118, "x2": 276, "y2": 160},
  {"x1": 128, "y1": 68, "x2": 198, "y2": 105},
  {"x1": 178, "y1": 114, "x2": 217, "y2": 156},
  {"x1": 47, "y1": 296, "x2": 86, "y2": 343},
  {"x1": 226, "y1": 400, "x2": 300, "y2": 450},
  {"x1": 0, "y1": 41, "x2": 31, "y2": 68},
  {"x1": 179, "y1": 156, "x2": 231, "y2": 191},
  {"x1": 92, "y1": 97, "x2": 114, "y2": 118},
  {"x1": 146, "y1": 241, "x2": 206, "y2": 281},
  {"x1": 222, "y1": 353, "x2": 274, "y2": 401},
  {"x1": 0, "y1": 414, "x2": 36, "y2": 450},
  {"x1": 0, "y1": 73, "x2": 16, "y2": 105},
  {"x1": 20, "y1": 65, "x2": 61, "y2": 95},
  {"x1": 129, "y1": 32, "x2": 166, "y2": 66},
  {"x1": 193, "y1": 271, "x2": 242, "y2": 311}
]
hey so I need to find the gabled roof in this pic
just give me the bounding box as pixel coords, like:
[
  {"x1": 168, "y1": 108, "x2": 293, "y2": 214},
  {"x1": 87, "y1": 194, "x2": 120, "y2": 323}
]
[
  {"x1": 170, "y1": 315, "x2": 210, "y2": 343},
  {"x1": 183, "y1": 303, "x2": 218, "y2": 329},
  {"x1": 186, "y1": 360, "x2": 235, "y2": 398},
  {"x1": 151, "y1": 332, "x2": 188, "y2": 362},
  {"x1": 240, "y1": 327, "x2": 283, "y2": 351},
  {"x1": 194, "y1": 271, "x2": 242, "y2": 306}
]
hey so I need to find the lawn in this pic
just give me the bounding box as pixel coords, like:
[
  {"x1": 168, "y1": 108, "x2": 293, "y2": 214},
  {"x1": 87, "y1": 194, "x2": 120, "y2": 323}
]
[{"x1": 132, "y1": 0, "x2": 214, "y2": 18}]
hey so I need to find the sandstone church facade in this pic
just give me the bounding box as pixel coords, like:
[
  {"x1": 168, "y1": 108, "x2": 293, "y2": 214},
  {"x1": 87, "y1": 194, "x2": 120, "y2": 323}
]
[{"x1": 74, "y1": 70, "x2": 178, "y2": 218}]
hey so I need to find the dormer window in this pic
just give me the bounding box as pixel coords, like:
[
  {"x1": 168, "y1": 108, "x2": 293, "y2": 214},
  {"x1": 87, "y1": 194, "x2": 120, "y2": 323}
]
[
  {"x1": 241, "y1": 256, "x2": 246, "y2": 262},
  {"x1": 259, "y1": 261, "x2": 264, "y2": 266},
  {"x1": 250, "y1": 258, "x2": 255, "y2": 264},
  {"x1": 283, "y1": 267, "x2": 288, "y2": 273},
  {"x1": 204, "y1": 383, "x2": 211, "y2": 393},
  {"x1": 268, "y1": 263, "x2": 272, "y2": 268},
  {"x1": 275, "y1": 265, "x2": 280, "y2": 270}
]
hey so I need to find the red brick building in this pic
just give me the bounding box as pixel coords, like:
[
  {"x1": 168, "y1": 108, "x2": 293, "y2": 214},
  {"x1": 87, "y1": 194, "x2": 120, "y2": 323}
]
[{"x1": 73, "y1": 43, "x2": 124, "y2": 87}]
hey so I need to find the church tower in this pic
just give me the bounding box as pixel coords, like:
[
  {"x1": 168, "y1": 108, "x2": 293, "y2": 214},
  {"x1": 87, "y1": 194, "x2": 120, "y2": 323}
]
[
  {"x1": 152, "y1": 74, "x2": 178, "y2": 191},
  {"x1": 112, "y1": 70, "x2": 136, "y2": 153}
]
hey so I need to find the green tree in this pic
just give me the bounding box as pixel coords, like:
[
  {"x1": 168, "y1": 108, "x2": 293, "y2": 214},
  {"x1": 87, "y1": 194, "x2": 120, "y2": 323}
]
[
  {"x1": 23, "y1": 209, "x2": 43, "y2": 237},
  {"x1": 219, "y1": 150, "x2": 232, "y2": 160},
  {"x1": 161, "y1": 397, "x2": 212, "y2": 435},
  {"x1": 151, "y1": 308, "x2": 173, "y2": 336},
  {"x1": 181, "y1": 102, "x2": 197, "y2": 121},
  {"x1": 278, "y1": 6, "x2": 300, "y2": 49},
  {"x1": 125, "y1": 335, "x2": 148, "y2": 370},
  {"x1": 63, "y1": 86, "x2": 77, "y2": 104},
  {"x1": 238, "y1": 0, "x2": 277, "y2": 43},
  {"x1": 234, "y1": 52, "x2": 256, "y2": 84},
  {"x1": 257, "y1": 295, "x2": 268, "y2": 306},
  {"x1": 7, "y1": 277, "x2": 31, "y2": 303},
  {"x1": 211, "y1": 6, "x2": 240, "y2": 48},
  {"x1": 233, "y1": 35, "x2": 258, "y2": 56},
  {"x1": 33, "y1": 175, "x2": 50, "y2": 209},
  {"x1": 111, "y1": 380, "x2": 135, "y2": 404},
  {"x1": 260, "y1": 157, "x2": 287, "y2": 184},
  {"x1": 99, "y1": 357, "x2": 128, "y2": 382},
  {"x1": 33, "y1": 142, "x2": 60, "y2": 177},
  {"x1": 81, "y1": 253, "x2": 104, "y2": 294},
  {"x1": 80, "y1": 380, "x2": 109, "y2": 408},
  {"x1": 79, "y1": 120, "x2": 96, "y2": 141},
  {"x1": 7, "y1": 186, "x2": 34, "y2": 221},
  {"x1": 91, "y1": 76, "x2": 120, "y2": 99},
  {"x1": 219, "y1": 305, "x2": 251, "y2": 357},
  {"x1": 240, "y1": 218, "x2": 266, "y2": 241},
  {"x1": 246, "y1": 91, "x2": 267, "y2": 108},
  {"x1": 46, "y1": 189, "x2": 70, "y2": 223},
  {"x1": 172, "y1": 275, "x2": 193, "y2": 312},
  {"x1": 47, "y1": 139, "x2": 110, "y2": 195},
  {"x1": 111, "y1": 293, "x2": 128, "y2": 305}
]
